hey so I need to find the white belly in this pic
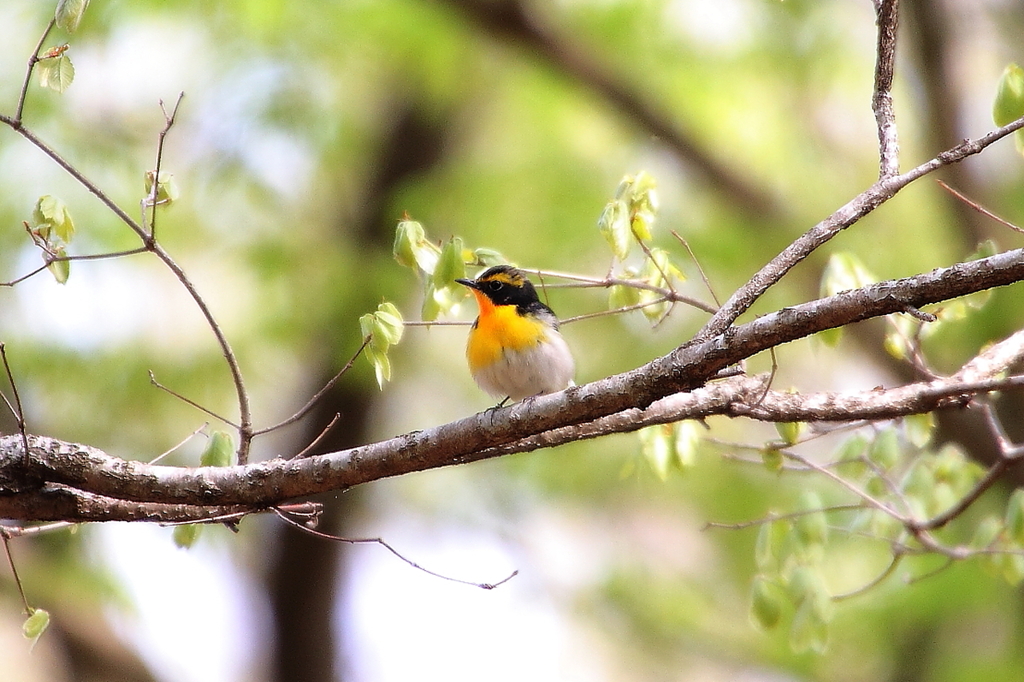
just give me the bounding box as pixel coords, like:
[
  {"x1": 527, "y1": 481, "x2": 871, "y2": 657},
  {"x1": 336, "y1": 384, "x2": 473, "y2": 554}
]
[{"x1": 473, "y1": 330, "x2": 575, "y2": 402}]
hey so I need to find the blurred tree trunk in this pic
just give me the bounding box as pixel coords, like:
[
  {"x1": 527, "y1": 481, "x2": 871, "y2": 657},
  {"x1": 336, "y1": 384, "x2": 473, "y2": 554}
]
[{"x1": 266, "y1": 102, "x2": 452, "y2": 682}]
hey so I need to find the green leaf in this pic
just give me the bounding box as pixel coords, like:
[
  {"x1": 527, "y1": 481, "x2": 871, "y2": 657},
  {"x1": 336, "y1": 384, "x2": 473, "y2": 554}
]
[
  {"x1": 55, "y1": 0, "x2": 91, "y2": 33},
  {"x1": 820, "y1": 252, "x2": 877, "y2": 298},
  {"x1": 993, "y1": 63, "x2": 1024, "y2": 127},
  {"x1": 786, "y1": 565, "x2": 832, "y2": 620},
  {"x1": 790, "y1": 597, "x2": 830, "y2": 654},
  {"x1": 597, "y1": 198, "x2": 631, "y2": 259},
  {"x1": 46, "y1": 248, "x2": 70, "y2": 284},
  {"x1": 672, "y1": 420, "x2": 701, "y2": 471},
  {"x1": 473, "y1": 247, "x2": 506, "y2": 267},
  {"x1": 608, "y1": 283, "x2": 641, "y2": 311},
  {"x1": 901, "y1": 459, "x2": 935, "y2": 520},
  {"x1": 33, "y1": 195, "x2": 75, "y2": 243},
  {"x1": 200, "y1": 431, "x2": 234, "y2": 467},
  {"x1": 365, "y1": 345, "x2": 391, "y2": 389},
  {"x1": 761, "y1": 446, "x2": 783, "y2": 473},
  {"x1": 750, "y1": 576, "x2": 784, "y2": 630},
  {"x1": 883, "y1": 328, "x2": 909, "y2": 361},
  {"x1": 933, "y1": 443, "x2": 981, "y2": 497},
  {"x1": 373, "y1": 302, "x2": 405, "y2": 346},
  {"x1": 1005, "y1": 490, "x2": 1024, "y2": 546},
  {"x1": 433, "y1": 236, "x2": 466, "y2": 288},
  {"x1": 775, "y1": 421, "x2": 804, "y2": 446},
  {"x1": 172, "y1": 523, "x2": 202, "y2": 549},
  {"x1": 420, "y1": 284, "x2": 442, "y2": 321},
  {"x1": 970, "y1": 515, "x2": 1003, "y2": 550},
  {"x1": 628, "y1": 171, "x2": 658, "y2": 241},
  {"x1": 144, "y1": 170, "x2": 180, "y2": 207},
  {"x1": 755, "y1": 520, "x2": 788, "y2": 572},
  {"x1": 38, "y1": 53, "x2": 76, "y2": 93},
  {"x1": 360, "y1": 302, "x2": 405, "y2": 352},
  {"x1": 638, "y1": 424, "x2": 673, "y2": 481},
  {"x1": 1002, "y1": 552, "x2": 1024, "y2": 586},
  {"x1": 23, "y1": 608, "x2": 50, "y2": 645},
  {"x1": 393, "y1": 217, "x2": 439, "y2": 274},
  {"x1": 794, "y1": 491, "x2": 829, "y2": 555},
  {"x1": 834, "y1": 433, "x2": 869, "y2": 476},
  {"x1": 904, "y1": 413, "x2": 935, "y2": 449},
  {"x1": 868, "y1": 428, "x2": 900, "y2": 470}
]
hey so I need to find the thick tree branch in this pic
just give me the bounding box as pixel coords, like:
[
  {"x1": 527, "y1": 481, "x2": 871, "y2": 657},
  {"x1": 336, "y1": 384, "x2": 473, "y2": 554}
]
[{"x1": 3, "y1": 248, "x2": 1024, "y2": 521}]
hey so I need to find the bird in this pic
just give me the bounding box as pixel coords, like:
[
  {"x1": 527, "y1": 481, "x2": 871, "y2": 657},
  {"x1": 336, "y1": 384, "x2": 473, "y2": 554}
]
[{"x1": 455, "y1": 265, "x2": 575, "y2": 404}]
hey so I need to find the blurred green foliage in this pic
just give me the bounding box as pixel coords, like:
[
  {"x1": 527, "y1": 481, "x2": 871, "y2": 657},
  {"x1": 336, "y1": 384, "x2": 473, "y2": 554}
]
[{"x1": 3, "y1": 1, "x2": 1024, "y2": 681}]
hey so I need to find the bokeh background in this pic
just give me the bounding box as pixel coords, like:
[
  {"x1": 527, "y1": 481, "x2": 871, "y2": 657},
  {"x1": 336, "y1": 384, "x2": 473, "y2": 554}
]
[{"x1": 3, "y1": 1, "x2": 1024, "y2": 681}]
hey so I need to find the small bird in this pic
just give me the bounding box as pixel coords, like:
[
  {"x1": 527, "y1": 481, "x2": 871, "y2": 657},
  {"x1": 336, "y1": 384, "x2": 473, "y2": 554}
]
[{"x1": 456, "y1": 265, "x2": 575, "y2": 403}]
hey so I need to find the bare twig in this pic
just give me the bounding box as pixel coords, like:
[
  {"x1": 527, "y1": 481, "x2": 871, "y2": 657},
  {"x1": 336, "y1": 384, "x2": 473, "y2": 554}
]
[
  {"x1": 0, "y1": 115, "x2": 254, "y2": 465},
  {"x1": 937, "y1": 180, "x2": 1024, "y2": 234},
  {"x1": 291, "y1": 413, "x2": 341, "y2": 459},
  {"x1": 273, "y1": 508, "x2": 518, "y2": 590},
  {"x1": 149, "y1": 371, "x2": 239, "y2": 429},
  {"x1": 0, "y1": 344, "x2": 31, "y2": 467},
  {"x1": 254, "y1": 336, "x2": 372, "y2": 436},
  {"x1": 559, "y1": 295, "x2": 672, "y2": 325},
  {"x1": 832, "y1": 552, "x2": 903, "y2": 601},
  {"x1": 523, "y1": 268, "x2": 718, "y2": 314},
  {"x1": 782, "y1": 450, "x2": 907, "y2": 521},
  {"x1": 2, "y1": 247, "x2": 150, "y2": 287},
  {"x1": 911, "y1": 403, "x2": 1024, "y2": 532},
  {"x1": 1, "y1": 533, "x2": 32, "y2": 614},
  {"x1": 703, "y1": 504, "x2": 866, "y2": 531},
  {"x1": 695, "y1": 113, "x2": 1024, "y2": 342},
  {"x1": 144, "y1": 93, "x2": 185, "y2": 241},
  {"x1": 149, "y1": 423, "x2": 209, "y2": 465},
  {"x1": 672, "y1": 230, "x2": 721, "y2": 308},
  {"x1": 14, "y1": 18, "x2": 56, "y2": 126}
]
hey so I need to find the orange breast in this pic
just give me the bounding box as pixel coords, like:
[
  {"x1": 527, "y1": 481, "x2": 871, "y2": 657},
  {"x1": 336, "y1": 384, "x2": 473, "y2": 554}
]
[{"x1": 465, "y1": 289, "x2": 547, "y2": 372}]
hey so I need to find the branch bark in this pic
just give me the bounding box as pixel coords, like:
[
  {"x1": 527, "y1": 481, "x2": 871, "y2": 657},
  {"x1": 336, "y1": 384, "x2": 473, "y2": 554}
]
[{"x1": 4, "y1": 248, "x2": 1024, "y2": 522}]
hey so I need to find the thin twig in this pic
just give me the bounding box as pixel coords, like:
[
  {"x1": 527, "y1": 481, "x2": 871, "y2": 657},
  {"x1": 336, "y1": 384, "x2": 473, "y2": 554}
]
[
  {"x1": 291, "y1": 413, "x2": 341, "y2": 459},
  {"x1": 671, "y1": 229, "x2": 721, "y2": 307},
  {"x1": 255, "y1": 336, "x2": 372, "y2": 436},
  {"x1": 149, "y1": 423, "x2": 209, "y2": 465},
  {"x1": 149, "y1": 371, "x2": 239, "y2": 429},
  {"x1": 1, "y1": 247, "x2": 150, "y2": 287},
  {"x1": 0, "y1": 344, "x2": 31, "y2": 467},
  {"x1": 832, "y1": 552, "x2": 903, "y2": 601},
  {"x1": 703, "y1": 504, "x2": 866, "y2": 531},
  {"x1": 1, "y1": 533, "x2": 33, "y2": 615},
  {"x1": 524, "y1": 268, "x2": 718, "y2": 314},
  {"x1": 1, "y1": 521, "x2": 74, "y2": 537},
  {"x1": 694, "y1": 112, "x2": 1024, "y2": 343},
  {"x1": 937, "y1": 180, "x2": 1024, "y2": 234},
  {"x1": 14, "y1": 18, "x2": 56, "y2": 125},
  {"x1": 782, "y1": 450, "x2": 906, "y2": 522},
  {"x1": 0, "y1": 114, "x2": 254, "y2": 465},
  {"x1": 559, "y1": 296, "x2": 672, "y2": 325},
  {"x1": 273, "y1": 508, "x2": 518, "y2": 590},
  {"x1": 145, "y1": 93, "x2": 185, "y2": 241}
]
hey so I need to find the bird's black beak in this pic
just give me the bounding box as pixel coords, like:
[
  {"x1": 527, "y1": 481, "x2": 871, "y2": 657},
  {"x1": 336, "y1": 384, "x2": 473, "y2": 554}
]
[{"x1": 455, "y1": 278, "x2": 477, "y2": 290}]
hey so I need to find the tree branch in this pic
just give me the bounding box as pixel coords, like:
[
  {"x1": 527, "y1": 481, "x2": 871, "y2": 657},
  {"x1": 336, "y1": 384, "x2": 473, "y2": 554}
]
[
  {"x1": 873, "y1": 0, "x2": 901, "y2": 178},
  {"x1": 3, "y1": 247, "x2": 1024, "y2": 520},
  {"x1": 696, "y1": 113, "x2": 1024, "y2": 340}
]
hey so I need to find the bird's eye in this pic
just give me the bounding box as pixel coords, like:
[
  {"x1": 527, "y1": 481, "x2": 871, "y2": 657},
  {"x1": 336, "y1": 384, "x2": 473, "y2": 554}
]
[{"x1": 486, "y1": 280, "x2": 503, "y2": 292}]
